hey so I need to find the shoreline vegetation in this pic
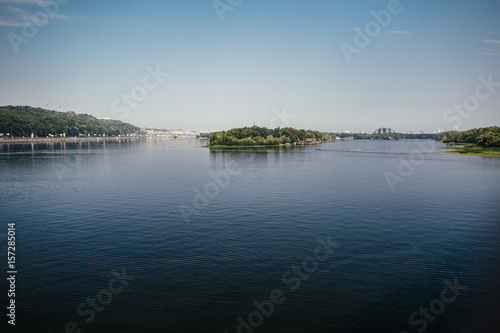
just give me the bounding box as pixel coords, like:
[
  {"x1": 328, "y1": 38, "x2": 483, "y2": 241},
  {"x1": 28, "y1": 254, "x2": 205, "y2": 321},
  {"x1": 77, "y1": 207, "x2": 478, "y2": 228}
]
[
  {"x1": 443, "y1": 143, "x2": 500, "y2": 157},
  {"x1": 436, "y1": 126, "x2": 500, "y2": 147},
  {"x1": 437, "y1": 126, "x2": 500, "y2": 156},
  {"x1": 205, "y1": 126, "x2": 331, "y2": 148},
  {"x1": 2, "y1": 105, "x2": 499, "y2": 156},
  {"x1": 0, "y1": 105, "x2": 139, "y2": 138}
]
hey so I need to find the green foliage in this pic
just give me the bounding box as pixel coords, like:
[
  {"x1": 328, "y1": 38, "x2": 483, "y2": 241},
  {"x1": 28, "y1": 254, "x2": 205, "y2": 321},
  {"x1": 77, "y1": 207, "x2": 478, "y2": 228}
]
[
  {"x1": 443, "y1": 144, "x2": 500, "y2": 156},
  {"x1": 0, "y1": 105, "x2": 139, "y2": 137},
  {"x1": 436, "y1": 126, "x2": 500, "y2": 147},
  {"x1": 208, "y1": 126, "x2": 329, "y2": 146}
]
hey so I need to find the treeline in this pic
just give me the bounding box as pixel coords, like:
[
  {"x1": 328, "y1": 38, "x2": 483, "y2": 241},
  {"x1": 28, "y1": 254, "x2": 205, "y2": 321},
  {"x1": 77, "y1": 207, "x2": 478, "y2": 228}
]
[
  {"x1": 333, "y1": 133, "x2": 437, "y2": 140},
  {"x1": 209, "y1": 126, "x2": 330, "y2": 146},
  {"x1": 0, "y1": 105, "x2": 139, "y2": 137},
  {"x1": 436, "y1": 126, "x2": 500, "y2": 147}
]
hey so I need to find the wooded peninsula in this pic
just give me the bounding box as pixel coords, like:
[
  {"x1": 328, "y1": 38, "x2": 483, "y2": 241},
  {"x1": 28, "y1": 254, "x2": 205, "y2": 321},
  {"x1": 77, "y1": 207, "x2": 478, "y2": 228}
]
[
  {"x1": 437, "y1": 126, "x2": 500, "y2": 156},
  {"x1": 436, "y1": 126, "x2": 500, "y2": 147}
]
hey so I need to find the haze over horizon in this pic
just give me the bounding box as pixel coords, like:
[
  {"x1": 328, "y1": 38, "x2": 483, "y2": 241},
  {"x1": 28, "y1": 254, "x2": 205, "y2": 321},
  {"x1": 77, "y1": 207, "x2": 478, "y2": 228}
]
[{"x1": 1, "y1": 0, "x2": 499, "y2": 133}]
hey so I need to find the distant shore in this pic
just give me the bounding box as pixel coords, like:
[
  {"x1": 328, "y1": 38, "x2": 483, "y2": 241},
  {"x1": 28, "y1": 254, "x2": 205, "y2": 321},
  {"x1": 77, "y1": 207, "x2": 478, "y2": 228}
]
[{"x1": 0, "y1": 136, "x2": 143, "y2": 144}]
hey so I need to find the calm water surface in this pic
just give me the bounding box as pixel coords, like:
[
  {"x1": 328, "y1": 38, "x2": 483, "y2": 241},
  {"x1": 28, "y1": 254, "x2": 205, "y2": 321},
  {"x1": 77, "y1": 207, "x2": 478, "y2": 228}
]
[{"x1": 1, "y1": 139, "x2": 499, "y2": 332}]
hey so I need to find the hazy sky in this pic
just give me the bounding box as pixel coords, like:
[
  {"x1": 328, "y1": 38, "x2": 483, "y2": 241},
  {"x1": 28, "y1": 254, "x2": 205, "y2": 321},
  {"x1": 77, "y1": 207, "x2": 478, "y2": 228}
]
[{"x1": 1, "y1": 0, "x2": 499, "y2": 132}]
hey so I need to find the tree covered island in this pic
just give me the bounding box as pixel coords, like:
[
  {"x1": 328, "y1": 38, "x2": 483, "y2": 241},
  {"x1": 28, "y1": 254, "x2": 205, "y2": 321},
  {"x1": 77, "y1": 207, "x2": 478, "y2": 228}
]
[{"x1": 207, "y1": 126, "x2": 331, "y2": 147}]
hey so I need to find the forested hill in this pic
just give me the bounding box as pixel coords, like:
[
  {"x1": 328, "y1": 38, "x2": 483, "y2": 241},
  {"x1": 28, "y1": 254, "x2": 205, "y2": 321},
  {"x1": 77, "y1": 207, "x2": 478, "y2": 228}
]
[
  {"x1": 0, "y1": 105, "x2": 139, "y2": 137},
  {"x1": 436, "y1": 126, "x2": 500, "y2": 147}
]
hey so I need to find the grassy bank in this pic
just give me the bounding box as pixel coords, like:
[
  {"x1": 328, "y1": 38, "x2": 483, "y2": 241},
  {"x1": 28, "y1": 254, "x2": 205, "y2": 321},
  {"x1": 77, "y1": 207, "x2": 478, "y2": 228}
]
[{"x1": 444, "y1": 143, "x2": 500, "y2": 156}]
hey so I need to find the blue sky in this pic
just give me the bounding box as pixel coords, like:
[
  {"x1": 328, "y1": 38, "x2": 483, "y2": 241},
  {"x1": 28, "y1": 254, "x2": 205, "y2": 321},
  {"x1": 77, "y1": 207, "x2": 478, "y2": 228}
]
[{"x1": 0, "y1": 0, "x2": 499, "y2": 132}]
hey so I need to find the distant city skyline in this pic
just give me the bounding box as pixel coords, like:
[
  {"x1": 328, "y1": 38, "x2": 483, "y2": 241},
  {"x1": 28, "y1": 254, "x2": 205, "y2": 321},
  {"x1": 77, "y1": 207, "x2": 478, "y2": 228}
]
[{"x1": 1, "y1": 0, "x2": 499, "y2": 133}]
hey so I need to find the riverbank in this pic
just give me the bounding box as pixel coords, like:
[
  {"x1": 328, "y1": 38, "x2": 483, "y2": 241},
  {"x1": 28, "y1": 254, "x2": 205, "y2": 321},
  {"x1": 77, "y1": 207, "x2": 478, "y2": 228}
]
[
  {"x1": 444, "y1": 143, "x2": 500, "y2": 156},
  {"x1": 0, "y1": 136, "x2": 143, "y2": 144}
]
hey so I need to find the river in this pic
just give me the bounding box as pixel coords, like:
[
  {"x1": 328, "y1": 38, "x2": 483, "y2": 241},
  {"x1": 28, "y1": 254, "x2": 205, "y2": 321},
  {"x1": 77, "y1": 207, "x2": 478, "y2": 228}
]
[{"x1": 1, "y1": 138, "x2": 499, "y2": 332}]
